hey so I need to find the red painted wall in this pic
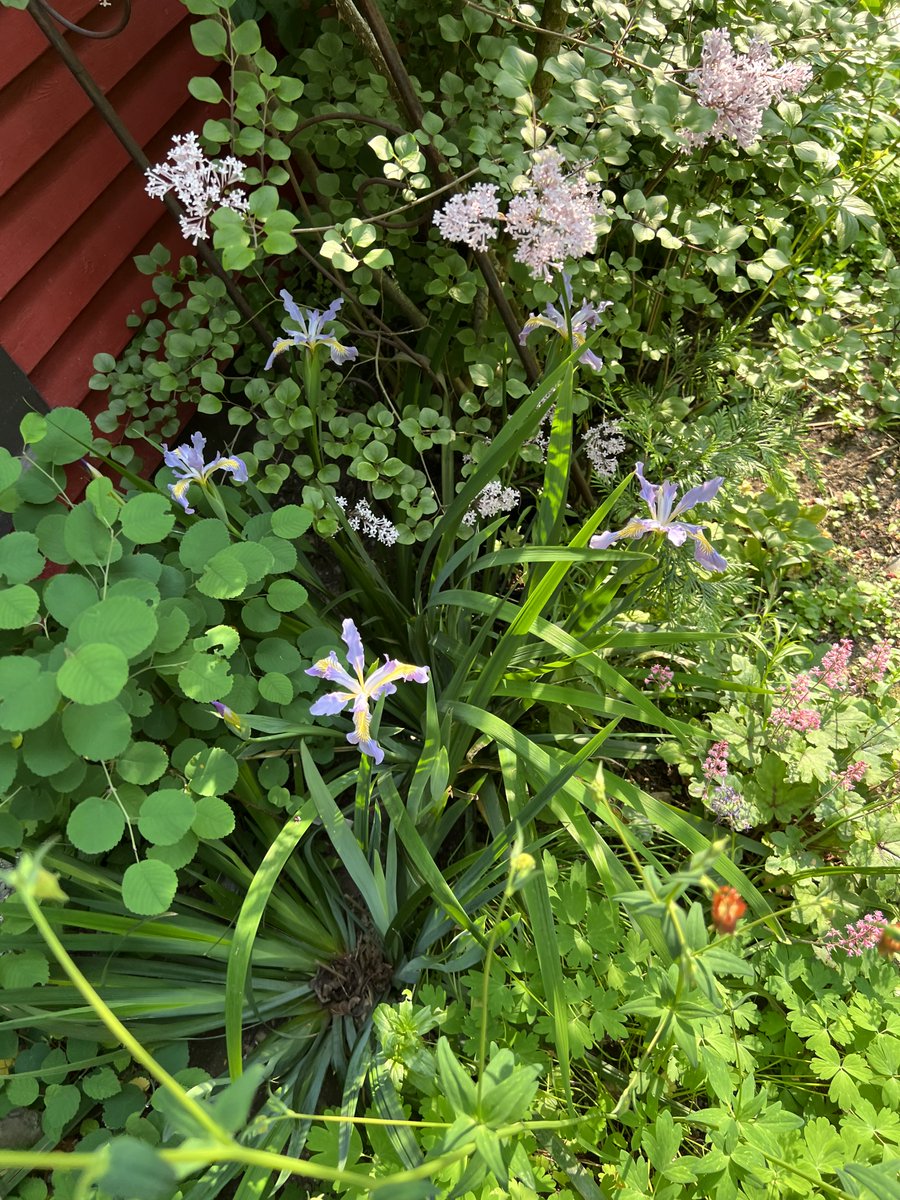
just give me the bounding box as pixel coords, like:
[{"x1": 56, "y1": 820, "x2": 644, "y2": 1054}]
[{"x1": 0, "y1": 0, "x2": 210, "y2": 415}]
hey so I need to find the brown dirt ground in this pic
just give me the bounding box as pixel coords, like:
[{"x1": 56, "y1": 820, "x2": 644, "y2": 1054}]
[{"x1": 802, "y1": 422, "x2": 900, "y2": 634}]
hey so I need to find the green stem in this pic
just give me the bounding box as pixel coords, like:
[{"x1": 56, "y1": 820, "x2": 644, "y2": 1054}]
[
  {"x1": 21, "y1": 886, "x2": 231, "y2": 1146},
  {"x1": 476, "y1": 891, "x2": 509, "y2": 1114}
]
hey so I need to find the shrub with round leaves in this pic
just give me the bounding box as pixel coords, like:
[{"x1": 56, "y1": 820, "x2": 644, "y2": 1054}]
[{"x1": 0, "y1": 411, "x2": 330, "y2": 917}]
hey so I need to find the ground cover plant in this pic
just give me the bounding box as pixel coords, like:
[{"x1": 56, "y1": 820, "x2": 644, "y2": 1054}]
[{"x1": 1, "y1": 0, "x2": 900, "y2": 1196}]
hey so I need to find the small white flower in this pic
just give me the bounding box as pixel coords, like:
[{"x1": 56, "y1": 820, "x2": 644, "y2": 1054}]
[
  {"x1": 145, "y1": 132, "x2": 249, "y2": 244},
  {"x1": 463, "y1": 479, "x2": 520, "y2": 526},
  {"x1": 583, "y1": 420, "x2": 627, "y2": 478},
  {"x1": 343, "y1": 498, "x2": 399, "y2": 546},
  {"x1": 433, "y1": 183, "x2": 501, "y2": 252}
]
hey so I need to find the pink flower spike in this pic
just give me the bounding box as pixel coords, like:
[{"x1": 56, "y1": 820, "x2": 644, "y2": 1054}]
[{"x1": 825, "y1": 911, "x2": 886, "y2": 956}]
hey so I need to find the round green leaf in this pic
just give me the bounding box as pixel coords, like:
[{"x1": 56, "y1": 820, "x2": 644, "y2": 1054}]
[
  {"x1": 120, "y1": 493, "x2": 177, "y2": 544},
  {"x1": 153, "y1": 601, "x2": 192, "y2": 654},
  {"x1": 22, "y1": 715, "x2": 75, "y2": 776},
  {"x1": 259, "y1": 672, "x2": 293, "y2": 704},
  {"x1": 67, "y1": 797, "x2": 126, "y2": 854},
  {"x1": 0, "y1": 532, "x2": 44, "y2": 584},
  {"x1": 43, "y1": 574, "x2": 99, "y2": 627},
  {"x1": 192, "y1": 795, "x2": 235, "y2": 840},
  {"x1": 138, "y1": 789, "x2": 196, "y2": 846},
  {"x1": 190, "y1": 17, "x2": 227, "y2": 57},
  {"x1": 122, "y1": 860, "x2": 178, "y2": 916},
  {"x1": 82, "y1": 1067, "x2": 121, "y2": 1100},
  {"x1": 185, "y1": 746, "x2": 238, "y2": 796},
  {"x1": 231, "y1": 18, "x2": 261, "y2": 53},
  {"x1": 178, "y1": 653, "x2": 233, "y2": 702},
  {"x1": 242, "y1": 597, "x2": 281, "y2": 633},
  {"x1": 117, "y1": 741, "x2": 169, "y2": 785},
  {"x1": 0, "y1": 812, "x2": 24, "y2": 850},
  {"x1": 35, "y1": 512, "x2": 73, "y2": 564},
  {"x1": 62, "y1": 700, "x2": 132, "y2": 760},
  {"x1": 198, "y1": 548, "x2": 248, "y2": 599},
  {"x1": 271, "y1": 504, "x2": 314, "y2": 542},
  {"x1": 31, "y1": 408, "x2": 93, "y2": 465},
  {"x1": 0, "y1": 666, "x2": 59, "y2": 732},
  {"x1": 0, "y1": 585, "x2": 39, "y2": 629},
  {"x1": 57, "y1": 643, "x2": 129, "y2": 705},
  {"x1": 64, "y1": 504, "x2": 117, "y2": 566},
  {"x1": 230, "y1": 542, "x2": 274, "y2": 582},
  {"x1": 266, "y1": 578, "x2": 308, "y2": 613},
  {"x1": 179, "y1": 519, "x2": 231, "y2": 570},
  {"x1": 0, "y1": 447, "x2": 22, "y2": 492},
  {"x1": 187, "y1": 73, "x2": 224, "y2": 103},
  {"x1": 254, "y1": 637, "x2": 302, "y2": 674},
  {"x1": 147, "y1": 831, "x2": 198, "y2": 870},
  {"x1": 98, "y1": 1135, "x2": 178, "y2": 1200},
  {"x1": 69, "y1": 595, "x2": 159, "y2": 660}
]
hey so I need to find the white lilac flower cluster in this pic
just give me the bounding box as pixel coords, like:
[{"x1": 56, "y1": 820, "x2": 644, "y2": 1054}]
[
  {"x1": 145, "y1": 132, "x2": 249, "y2": 244},
  {"x1": 434, "y1": 148, "x2": 604, "y2": 281},
  {"x1": 582, "y1": 420, "x2": 626, "y2": 478},
  {"x1": 336, "y1": 497, "x2": 400, "y2": 546},
  {"x1": 433, "y1": 183, "x2": 501, "y2": 252},
  {"x1": 686, "y1": 28, "x2": 813, "y2": 150},
  {"x1": 462, "y1": 480, "x2": 521, "y2": 526}
]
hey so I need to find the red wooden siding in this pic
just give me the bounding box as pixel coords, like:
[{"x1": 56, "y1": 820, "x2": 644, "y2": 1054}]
[{"x1": 0, "y1": 0, "x2": 211, "y2": 414}]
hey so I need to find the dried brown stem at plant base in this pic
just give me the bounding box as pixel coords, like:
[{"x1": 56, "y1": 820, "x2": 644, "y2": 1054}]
[{"x1": 336, "y1": 0, "x2": 595, "y2": 505}]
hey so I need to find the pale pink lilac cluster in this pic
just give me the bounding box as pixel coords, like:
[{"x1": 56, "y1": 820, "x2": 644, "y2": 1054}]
[
  {"x1": 703, "y1": 740, "x2": 730, "y2": 781},
  {"x1": 644, "y1": 662, "x2": 674, "y2": 690},
  {"x1": 462, "y1": 479, "x2": 521, "y2": 526},
  {"x1": 707, "y1": 784, "x2": 753, "y2": 832},
  {"x1": 835, "y1": 760, "x2": 868, "y2": 791},
  {"x1": 583, "y1": 420, "x2": 627, "y2": 478},
  {"x1": 686, "y1": 29, "x2": 813, "y2": 151},
  {"x1": 432, "y1": 183, "x2": 500, "y2": 252},
  {"x1": 506, "y1": 148, "x2": 603, "y2": 280},
  {"x1": 336, "y1": 497, "x2": 399, "y2": 546},
  {"x1": 824, "y1": 911, "x2": 886, "y2": 957},
  {"x1": 434, "y1": 149, "x2": 604, "y2": 280},
  {"x1": 145, "y1": 132, "x2": 248, "y2": 244}
]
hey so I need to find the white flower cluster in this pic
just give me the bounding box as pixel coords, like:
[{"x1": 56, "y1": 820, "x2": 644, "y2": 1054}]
[
  {"x1": 433, "y1": 183, "x2": 500, "y2": 252},
  {"x1": 433, "y1": 148, "x2": 603, "y2": 280},
  {"x1": 687, "y1": 29, "x2": 813, "y2": 150},
  {"x1": 145, "y1": 133, "x2": 249, "y2": 244},
  {"x1": 462, "y1": 480, "x2": 521, "y2": 526},
  {"x1": 337, "y1": 497, "x2": 400, "y2": 546},
  {"x1": 582, "y1": 420, "x2": 626, "y2": 478}
]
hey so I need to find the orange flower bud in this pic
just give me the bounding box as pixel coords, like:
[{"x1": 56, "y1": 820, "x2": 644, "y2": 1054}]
[{"x1": 711, "y1": 885, "x2": 746, "y2": 934}]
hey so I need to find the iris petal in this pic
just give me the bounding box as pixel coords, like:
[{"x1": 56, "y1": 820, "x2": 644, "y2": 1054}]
[
  {"x1": 673, "y1": 476, "x2": 724, "y2": 516},
  {"x1": 341, "y1": 619, "x2": 366, "y2": 680}
]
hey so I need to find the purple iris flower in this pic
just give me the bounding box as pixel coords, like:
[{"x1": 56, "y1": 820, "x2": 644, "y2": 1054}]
[
  {"x1": 306, "y1": 619, "x2": 429, "y2": 765},
  {"x1": 161, "y1": 431, "x2": 248, "y2": 514},
  {"x1": 519, "y1": 273, "x2": 611, "y2": 372},
  {"x1": 590, "y1": 461, "x2": 727, "y2": 572},
  {"x1": 265, "y1": 288, "x2": 358, "y2": 370}
]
